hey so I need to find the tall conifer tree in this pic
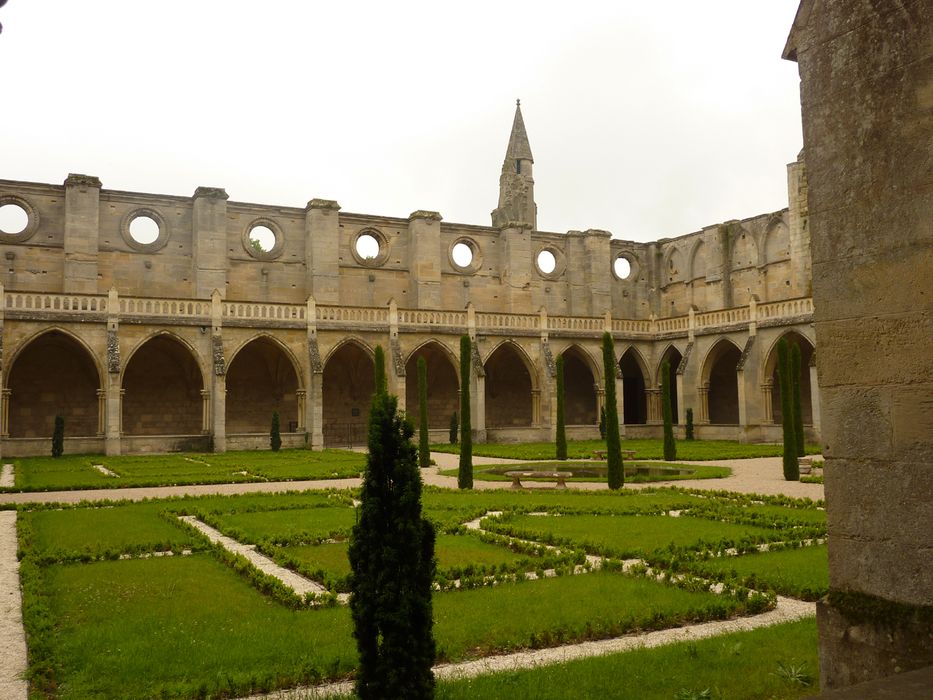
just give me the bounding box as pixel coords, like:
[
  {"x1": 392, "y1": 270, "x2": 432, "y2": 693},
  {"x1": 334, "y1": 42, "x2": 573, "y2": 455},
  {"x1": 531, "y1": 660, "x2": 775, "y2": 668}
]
[
  {"x1": 778, "y1": 338, "x2": 799, "y2": 480},
  {"x1": 791, "y1": 343, "x2": 805, "y2": 458},
  {"x1": 555, "y1": 354, "x2": 567, "y2": 460},
  {"x1": 349, "y1": 346, "x2": 436, "y2": 700},
  {"x1": 661, "y1": 360, "x2": 676, "y2": 461},
  {"x1": 458, "y1": 335, "x2": 473, "y2": 489},
  {"x1": 602, "y1": 332, "x2": 624, "y2": 489},
  {"x1": 417, "y1": 357, "x2": 430, "y2": 468}
]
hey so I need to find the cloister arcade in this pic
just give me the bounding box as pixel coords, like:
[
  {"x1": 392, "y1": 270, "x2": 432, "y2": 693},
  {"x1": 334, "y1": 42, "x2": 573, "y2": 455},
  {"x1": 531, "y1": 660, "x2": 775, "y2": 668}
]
[{"x1": 0, "y1": 311, "x2": 819, "y2": 455}]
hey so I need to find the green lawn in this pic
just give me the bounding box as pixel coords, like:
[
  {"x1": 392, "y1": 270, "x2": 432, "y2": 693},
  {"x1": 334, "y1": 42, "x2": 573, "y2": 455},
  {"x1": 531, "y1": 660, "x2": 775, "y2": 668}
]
[
  {"x1": 485, "y1": 513, "x2": 782, "y2": 558},
  {"x1": 23, "y1": 504, "x2": 201, "y2": 562},
  {"x1": 440, "y1": 461, "x2": 731, "y2": 482},
  {"x1": 432, "y1": 438, "x2": 822, "y2": 461},
  {"x1": 7, "y1": 448, "x2": 365, "y2": 492},
  {"x1": 687, "y1": 545, "x2": 829, "y2": 600},
  {"x1": 437, "y1": 618, "x2": 819, "y2": 700},
  {"x1": 205, "y1": 505, "x2": 357, "y2": 545},
  {"x1": 18, "y1": 487, "x2": 825, "y2": 699}
]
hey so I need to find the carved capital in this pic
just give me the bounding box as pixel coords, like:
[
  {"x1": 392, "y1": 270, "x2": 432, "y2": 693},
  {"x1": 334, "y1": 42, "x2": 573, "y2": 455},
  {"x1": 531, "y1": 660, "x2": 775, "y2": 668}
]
[{"x1": 212, "y1": 335, "x2": 226, "y2": 376}]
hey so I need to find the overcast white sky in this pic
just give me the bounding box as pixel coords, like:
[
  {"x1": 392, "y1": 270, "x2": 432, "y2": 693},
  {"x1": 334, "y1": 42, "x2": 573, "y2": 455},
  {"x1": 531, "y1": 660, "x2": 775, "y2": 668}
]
[{"x1": 0, "y1": 1, "x2": 803, "y2": 242}]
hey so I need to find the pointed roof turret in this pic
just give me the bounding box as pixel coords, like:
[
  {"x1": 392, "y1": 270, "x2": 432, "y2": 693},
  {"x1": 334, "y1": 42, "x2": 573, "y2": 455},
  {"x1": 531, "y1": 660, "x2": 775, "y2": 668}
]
[{"x1": 505, "y1": 99, "x2": 534, "y2": 163}]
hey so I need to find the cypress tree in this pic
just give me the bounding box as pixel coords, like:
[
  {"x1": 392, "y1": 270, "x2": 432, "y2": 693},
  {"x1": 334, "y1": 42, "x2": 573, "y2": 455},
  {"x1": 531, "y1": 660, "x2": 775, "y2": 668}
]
[
  {"x1": 374, "y1": 346, "x2": 387, "y2": 394},
  {"x1": 685, "y1": 407, "x2": 695, "y2": 440},
  {"x1": 555, "y1": 354, "x2": 567, "y2": 460},
  {"x1": 458, "y1": 335, "x2": 473, "y2": 489},
  {"x1": 270, "y1": 411, "x2": 282, "y2": 452},
  {"x1": 661, "y1": 359, "x2": 676, "y2": 461},
  {"x1": 349, "y1": 346, "x2": 437, "y2": 700},
  {"x1": 51, "y1": 415, "x2": 64, "y2": 458},
  {"x1": 778, "y1": 338, "x2": 799, "y2": 480},
  {"x1": 598, "y1": 405, "x2": 606, "y2": 440},
  {"x1": 417, "y1": 357, "x2": 430, "y2": 469},
  {"x1": 601, "y1": 332, "x2": 624, "y2": 489},
  {"x1": 449, "y1": 411, "x2": 458, "y2": 445},
  {"x1": 791, "y1": 343, "x2": 805, "y2": 457}
]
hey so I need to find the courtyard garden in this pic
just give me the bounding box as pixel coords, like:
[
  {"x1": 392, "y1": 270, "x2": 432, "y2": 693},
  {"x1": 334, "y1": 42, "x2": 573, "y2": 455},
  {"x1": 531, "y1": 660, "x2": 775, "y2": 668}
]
[{"x1": 7, "y1": 484, "x2": 828, "y2": 699}]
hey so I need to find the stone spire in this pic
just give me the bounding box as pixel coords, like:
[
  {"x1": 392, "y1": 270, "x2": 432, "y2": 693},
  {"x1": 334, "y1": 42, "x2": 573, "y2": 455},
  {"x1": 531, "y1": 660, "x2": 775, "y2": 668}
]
[{"x1": 492, "y1": 100, "x2": 537, "y2": 230}]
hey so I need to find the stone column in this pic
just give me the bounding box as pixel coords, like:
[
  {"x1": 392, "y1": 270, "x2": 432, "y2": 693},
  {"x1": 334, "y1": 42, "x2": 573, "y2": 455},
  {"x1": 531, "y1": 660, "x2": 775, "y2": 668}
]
[
  {"x1": 105, "y1": 287, "x2": 122, "y2": 456},
  {"x1": 583, "y1": 229, "x2": 612, "y2": 316},
  {"x1": 96, "y1": 389, "x2": 106, "y2": 435},
  {"x1": 614, "y1": 375, "x2": 625, "y2": 438},
  {"x1": 63, "y1": 174, "x2": 101, "y2": 294},
  {"x1": 531, "y1": 388, "x2": 541, "y2": 427},
  {"x1": 295, "y1": 390, "x2": 307, "y2": 432},
  {"x1": 736, "y1": 369, "x2": 748, "y2": 430},
  {"x1": 305, "y1": 199, "x2": 341, "y2": 305},
  {"x1": 785, "y1": 2, "x2": 933, "y2": 688},
  {"x1": 306, "y1": 297, "x2": 325, "y2": 450},
  {"x1": 192, "y1": 187, "x2": 229, "y2": 300},
  {"x1": 808, "y1": 361, "x2": 821, "y2": 438},
  {"x1": 674, "y1": 373, "x2": 684, "y2": 424},
  {"x1": 408, "y1": 211, "x2": 443, "y2": 309},
  {"x1": 761, "y1": 381, "x2": 774, "y2": 424},
  {"x1": 1, "y1": 389, "x2": 10, "y2": 437},
  {"x1": 210, "y1": 290, "x2": 226, "y2": 453},
  {"x1": 498, "y1": 222, "x2": 532, "y2": 312},
  {"x1": 697, "y1": 384, "x2": 710, "y2": 424},
  {"x1": 200, "y1": 390, "x2": 211, "y2": 434},
  {"x1": 646, "y1": 388, "x2": 662, "y2": 424}
]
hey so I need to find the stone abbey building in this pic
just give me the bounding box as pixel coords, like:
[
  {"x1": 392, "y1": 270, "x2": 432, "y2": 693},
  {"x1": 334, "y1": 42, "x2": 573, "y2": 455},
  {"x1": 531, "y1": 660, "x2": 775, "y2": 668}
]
[{"x1": 0, "y1": 104, "x2": 817, "y2": 456}]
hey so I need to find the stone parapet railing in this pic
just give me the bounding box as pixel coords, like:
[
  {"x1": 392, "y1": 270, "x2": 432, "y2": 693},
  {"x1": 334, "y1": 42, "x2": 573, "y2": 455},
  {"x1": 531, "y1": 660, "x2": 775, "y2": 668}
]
[{"x1": 0, "y1": 288, "x2": 814, "y2": 339}]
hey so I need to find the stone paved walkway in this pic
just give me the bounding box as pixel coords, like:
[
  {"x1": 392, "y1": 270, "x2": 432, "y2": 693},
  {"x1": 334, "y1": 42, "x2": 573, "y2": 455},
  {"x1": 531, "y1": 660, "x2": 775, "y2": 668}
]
[
  {"x1": 0, "y1": 511, "x2": 27, "y2": 700},
  {"x1": 0, "y1": 453, "x2": 822, "y2": 505}
]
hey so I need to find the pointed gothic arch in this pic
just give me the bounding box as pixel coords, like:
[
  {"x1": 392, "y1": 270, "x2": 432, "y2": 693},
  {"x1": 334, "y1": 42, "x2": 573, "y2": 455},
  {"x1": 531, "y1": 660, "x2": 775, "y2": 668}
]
[
  {"x1": 5, "y1": 328, "x2": 103, "y2": 438},
  {"x1": 763, "y1": 331, "x2": 815, "y2": 425},
  {"x1": 701, "y1": 338, "x2": 743, "y2": 425},
  {"x1": 484, "y1": 340, "x2": 536, "y2": 427},
  {"x1": 226, "y1": 335, "x2": 302, "y2": 434},
  {"x1": 618, "y1": 346, "x2": 650, "y2": 424},
  {"x1": 405, "y1": 340, "x2": 460, "y2": 429},
  {"x1": 122, "y1": 333, "x2": 205, "y2": 435},
  {"x1": 558, "y1": 344, "x2": 599, "y2": 425},
  {"x1": 656, "y1": 344, "x2": 684, "y2": 424},
  {"x1": 322, "y1": 338, "x2": 375, "y2": 446}
]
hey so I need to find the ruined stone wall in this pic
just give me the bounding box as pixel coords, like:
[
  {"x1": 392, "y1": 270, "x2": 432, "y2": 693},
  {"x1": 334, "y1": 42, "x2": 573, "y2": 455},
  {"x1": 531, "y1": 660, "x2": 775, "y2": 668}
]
[{"x1": 785, "y1": 0, "x2": 933, "y2": 690}]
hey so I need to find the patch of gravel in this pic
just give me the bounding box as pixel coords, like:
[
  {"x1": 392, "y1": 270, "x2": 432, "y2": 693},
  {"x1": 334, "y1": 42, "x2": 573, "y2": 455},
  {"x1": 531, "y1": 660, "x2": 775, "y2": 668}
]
[
  {"x1": 92, "y1": 464, "x2": 119, "y2": 478},
  {"x1": 0, "y1": 464, "x2": 14, "y2": 488},
  {"x1": 178, "y1": 516, "x2": 328, "y2": 598},
  {"x1": 0, "y1": 511, "x2": 27, "y2": 700}
]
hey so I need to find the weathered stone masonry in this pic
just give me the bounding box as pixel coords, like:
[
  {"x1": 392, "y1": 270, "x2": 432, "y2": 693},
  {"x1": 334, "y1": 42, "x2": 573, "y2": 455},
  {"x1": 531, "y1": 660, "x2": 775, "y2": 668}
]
[{"x1": 0, "y1": 104, "x2": 818, "y2": 455}]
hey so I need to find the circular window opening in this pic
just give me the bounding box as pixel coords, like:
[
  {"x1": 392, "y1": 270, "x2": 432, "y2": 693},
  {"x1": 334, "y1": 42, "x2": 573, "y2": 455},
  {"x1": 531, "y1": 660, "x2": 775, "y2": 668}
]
[
  {"x1": 0, "y1": 203, "x2": 29, "y2": 235},
  {"x1": 537, "y1": 249, "x2": 556, "y2": 274},
  {"x1": 248, "y1": 225, "x2": 276, "y2": 254},
  {"x1": 128, "y1": 215, "x2": 160, "y2": 245},
  {"x1": 452, "y1": 242, "x2": 474, "y2": 268},
  {"x1": 356, "y1": 233, "x2": 380, "y2": 261},
  {"x1": 613, "y1": 256, "x2": 632, "y2": 280}
]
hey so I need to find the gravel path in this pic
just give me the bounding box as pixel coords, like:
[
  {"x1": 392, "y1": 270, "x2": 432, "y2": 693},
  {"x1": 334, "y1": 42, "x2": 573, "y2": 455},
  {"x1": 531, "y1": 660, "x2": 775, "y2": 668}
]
[
  {"x1": 178, "y1": 516, "x2": 328, "y2": 598},
  {"x1": 0, "y1": 464, "x2": 14, "y2": 488},
  {"x1": 239, "y1": 596, "x2": 815, "y2": 700},
  {"x1": 0, "y1": 511, "x2": 27, "y2": 700}
]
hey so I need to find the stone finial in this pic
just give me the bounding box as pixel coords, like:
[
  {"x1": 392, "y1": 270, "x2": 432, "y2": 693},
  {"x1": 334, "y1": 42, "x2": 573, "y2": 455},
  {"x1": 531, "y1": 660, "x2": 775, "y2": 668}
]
[
  {"x1": 193, "y1": 186, "x2": 229, "y2": 200},
  {"x1": 408, "y1": 210, "x2": 442, "y2": 222},
  {"x1": 306, "y1": 198, "x2": 341, "y2": 212},
  {"x1": 64, "y1": 174, "x2": 102, "y2": 188}
]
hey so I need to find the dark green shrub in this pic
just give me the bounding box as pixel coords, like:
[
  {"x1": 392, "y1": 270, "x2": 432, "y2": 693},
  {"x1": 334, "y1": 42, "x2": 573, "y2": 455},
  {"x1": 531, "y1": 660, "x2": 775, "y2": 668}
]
[
  {"x1": 417, "y1": 357, "x2": 430, "y2": 468},
  {"x1": 349, "y1": 345, "x2": 436, "y2": 699},
  {"x1": 685, "y1": 407, "x2": 695, "y2": 440},
  {"x1": 661, "y1": 359, "x2": 676, "y2": 461},
  {"x1": 791, "y1": 343, "x2": 805, "y2": 458},
  {"x1": 51, "y1": 415, "x2": 64, "y2": 458},
  {"x1": 449, "y1": 411, "x2": 458, "y2": 445},
  {"x1": 458, "y1": 335, "x2": 473, "y2": 489},
  {"x1": 778, "y1": 338, "x2": 799, "y2": 480},
  {"x1": 555, "y1": 354, "x2": 567, "y2": 460},
  {"x1": 270, "y1": 412, "x2": 281, "y2": 452},
  {"x1": 601, "y1": 332, "x2": 624, "y2": 489}
]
